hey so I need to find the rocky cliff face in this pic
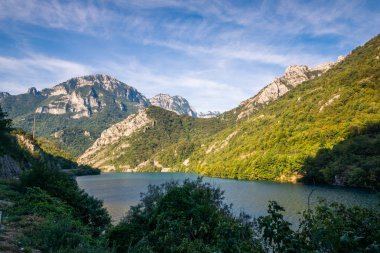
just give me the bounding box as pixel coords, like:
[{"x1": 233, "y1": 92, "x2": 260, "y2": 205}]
[
  {"x1": 0, "y1": 74, "x2": 202, "y2": 157},
  {"x1": 78, "y1": 109, "x2": 154, "y2": 168},
  {"x1": 197, "y1": 111, "x2": 221, "y2": 118},
  {"x1": 35, "y1": 74, "x2": 149, "y2": 119},
  {"x1": 149, "y1": 94, "x2": 197, "y2": 117},
  {"x1": 237, "y1": 56, "x2": 345, "y2": 120},
  {"x1": 0, "y1": 92, "x2": 11, "y2": 100}
]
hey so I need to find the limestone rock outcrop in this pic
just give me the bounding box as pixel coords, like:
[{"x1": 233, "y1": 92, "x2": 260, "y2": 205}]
[
  {"x1": 237, "y1": 56, "x2": 345, "y2": 120},
  {"x1": 0, "y1": 92, "x2": 10, "y2": 100},
  {"x1": 149, "y1": 94, "x2": 197, "y2": 117},
  {"x1": 34, "y1": 74, "x2": 149, "y2": 119},
  {"x1": 78, "y1": 109, "x2": 154, "y2": 166}
]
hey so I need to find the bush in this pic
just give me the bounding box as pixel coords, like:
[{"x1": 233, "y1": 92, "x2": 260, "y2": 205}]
[
  {"x1": 12, "y1": 187, "x2": 73, "y2": 218},
  {"x1": 256, "y1": 200, "x2": 380, "y2": 252},
  {"x1": 20, "y1": 165, "x2": 111, "y2": 235},
  {"x1": 107, "y1": 178, "x2": 263, "y2": 253}
]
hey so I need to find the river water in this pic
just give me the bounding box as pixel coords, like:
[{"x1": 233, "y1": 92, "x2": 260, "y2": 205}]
[{"x1": 77, "y1": 172, "x2": 379, "y2": 225}]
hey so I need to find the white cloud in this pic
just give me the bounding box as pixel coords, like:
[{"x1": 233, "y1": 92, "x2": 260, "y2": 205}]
[
  {"x1": 0, "y1": 54, "x2": 93, "y2": 93},
  {"x1": 0, "y1": 0, "x2": 378, "y2": 112},
  {"x1": 144, "y1": 39, "x2": 335, "y2": 67}
]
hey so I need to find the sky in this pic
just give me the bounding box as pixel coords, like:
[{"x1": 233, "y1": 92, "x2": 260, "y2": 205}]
[{"x1": 0, "y1": 0, "x2": 379, "y2": 112}]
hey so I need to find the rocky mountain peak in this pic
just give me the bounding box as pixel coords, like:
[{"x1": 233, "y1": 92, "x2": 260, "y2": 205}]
[
  {"x1": 237, "y1": 56, "x2": 345, "y2": 120},
  {"x1": 0, "y1": 92, "x2": 10, "y2": 99},
  {"x1": 283, "y1": 65, "x2": 311, "y2": 87},
  {"x1": 34, "y1": 74, "x2": 149, "y2": 119},
  {"x1": 28, "y1": 87, "x2": 39, "y2": 96},
  {"x1": 48, "y1": 74, "x2": 132, "y2": 94},
  {"x1": 149, "y1": 93, "x2": 197, "y2": 117}
]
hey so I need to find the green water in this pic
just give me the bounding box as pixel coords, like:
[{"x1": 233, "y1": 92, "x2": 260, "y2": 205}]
[{"x1": 77, "y1": 172, "x2": 379, "y2": 225}]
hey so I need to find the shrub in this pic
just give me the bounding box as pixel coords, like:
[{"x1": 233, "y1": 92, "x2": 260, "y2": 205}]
[
  {"x1": 256, "y1": 200, "x2": 380, "y2": 252},
  {"x1": 20, "y1": 165, "x2": 111, "y2": 235},
  {"x1": 107, "y1": 178, "x2": 263, "y2": 253}
]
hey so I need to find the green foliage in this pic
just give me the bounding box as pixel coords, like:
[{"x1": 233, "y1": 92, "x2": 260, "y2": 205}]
[
  {"x1": 256, "y1": 201, "x2": 297, "y2": 252},
  {"x1": 20, "y1": 165, "x2": 111, "y2": 236},
  {"x1": 0, "y1": 87, "x2": 141, "y2": 157},
  {"x1": 107, "y1": 178, "x2": 263, "y2": 253},
  {"x1": 69, "y1": 165, "x2": 101, "y2": 176},
  {"x1": 302, "y1": 123, "x2": 380, "y2": 190},
  {"x1": 2, "y1": 185, "x2": 112, "y2": 253},
  {"x1": 256, "y1": 200, "x2": 380, "y2": 252},
  {"x1": 12, "y1": 187, "x2": 74, "y2": 218},
  {"x1": 36, "y1": 137, "x2": 75, "y2": 161},
  {"x1": 0, "y1": 104, "x2": 12, "y2": 132},
  {"x1": 87, "y1": 35, "x2": 380, "y2": 190},
  {"x1": 20, "y1": 217, "x2": 92, "y2": 252},
  {"x1": 96, "y1": 106, "x2": 228, "y2": 170},
  {"x1": 183, "y1": 33, "x2": 380, "y2": 186}
]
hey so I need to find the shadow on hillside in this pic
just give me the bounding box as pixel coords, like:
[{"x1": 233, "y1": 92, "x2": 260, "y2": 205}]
[{"x1": 300, "y1": 122, "x2": 380, "y2": 191}]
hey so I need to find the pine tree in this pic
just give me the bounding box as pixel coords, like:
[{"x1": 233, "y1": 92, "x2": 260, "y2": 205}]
[{"x1": 0, "y1": 105, "x2": 12, "y2": 132}]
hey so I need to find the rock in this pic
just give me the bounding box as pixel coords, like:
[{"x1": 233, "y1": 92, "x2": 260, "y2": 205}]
[
  {"x1": 319, "y1": 94, "x2": 340, "y2": 112},
  {"x1": 27, "y1": 87, "x2": 39, "y2": 96},
  {"x1": 149, "y1": 94, "x2": 197, "y2": 117},
  {"x1": 16, "y1": 134, "x2": 40, "y2": 153},
  {"x1": 78, "y1": 109, "x2": 154, "y2": 165},
  {"x1": 237, "y1": 56, "x2": 345, "y2": 120},
  {"x1": 35, "y1": 74, "x2": 150, "y2": 119},
  {"x1": 0, "y1": 92, "x2": 10, "y2": 99},
  {"x1": 51, "y1": 130, "x2": 65, "y2": 139}
]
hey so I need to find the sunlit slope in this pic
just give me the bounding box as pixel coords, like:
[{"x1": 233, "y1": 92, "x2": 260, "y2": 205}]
[
  {"x1": 185, "y1": 34, "x2": 380, "y2": 181},
  {"x1": 78, "y1": 106, "x2": 227, "y2": 171}
]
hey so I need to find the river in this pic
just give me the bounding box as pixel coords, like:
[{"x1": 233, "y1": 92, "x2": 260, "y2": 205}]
[{"x1": 77, "y1": 172, "x2": 379, "y2": 225}]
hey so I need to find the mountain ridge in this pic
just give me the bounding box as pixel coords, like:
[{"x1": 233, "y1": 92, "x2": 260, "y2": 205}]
[
  {"x1": 0, "y1": 75, "x2": 201, "y2": 156},
  {"x1": 77, "y1": 34, "x2": 380, "y2": 189},
  {"x1": 236, "y1": 56, "x2": 345, "y2": 120}
]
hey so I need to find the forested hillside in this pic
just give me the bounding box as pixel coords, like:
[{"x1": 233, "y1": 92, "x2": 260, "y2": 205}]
[
  {"x1": 184, "y1": 34, "x2": 380, "y2": 188},
  {"x1": 79, "y1": 34, "x2": 380, "y2": 190}
]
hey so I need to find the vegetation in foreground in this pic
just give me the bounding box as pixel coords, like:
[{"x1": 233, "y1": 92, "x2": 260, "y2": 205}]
[
  {"x1": 0, "y1": 168, "x2": 112, "y2": 253},
  {"x1": 107, "y1": 178, "x2": 380, "y2": 253},
  {"x1": 1, "y1": 171, "x2": 379, "y2": 253}
]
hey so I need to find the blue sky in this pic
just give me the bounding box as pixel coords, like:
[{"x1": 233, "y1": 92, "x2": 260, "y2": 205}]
[{"x1": 0, "y1": 0, "x2": 379, "y2": 112}]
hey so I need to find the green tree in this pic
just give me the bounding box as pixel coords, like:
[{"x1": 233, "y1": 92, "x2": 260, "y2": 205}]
[
  {"x1": 20, "y1": 165, "x2": 111, "y2": 236},
  {"x1": 256, "y1": 200, "x2": 380, "y2": 252},
  {"x1": 107, "y1": 178, "x2": 263, "y2": 253},
  {"x1": 0, "y1": 105, "x2": 12, "y2": 132}
]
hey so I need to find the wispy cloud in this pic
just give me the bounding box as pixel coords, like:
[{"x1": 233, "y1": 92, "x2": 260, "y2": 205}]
[
  {"x1": 0, "y1": 54, "x2": 93, "y2": 93},
  {"x1": 144, "y1": 39, "x2": 335, "y2": 67},
  {"x1": 0, "y1": 0, "x2": 378, "y2": 111}
]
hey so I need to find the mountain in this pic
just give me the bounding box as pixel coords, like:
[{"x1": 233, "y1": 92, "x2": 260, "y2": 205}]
[
  {"x1": 1, "y1": 75, "x2": 204, "y2": 157},
  {"x1": 197, "y1": 111, "x2": 221, "y2": 118},
  {"x1": 0, "y1": 128, "x2": 98, "y2": 178},
  {"x1": 149, "y1": 93, "x2": 197, "y2": 117},
  {"x1": 78, "y1": 106, "x2": 226, "y2": 171},
  {"x1": 236, "y1": 56, "x2": 345, "y2": 120},
  {"x1": 184, "y1": 34, "x2": 379, "y2": 187},
  {"x1": 0, "y1": 74, "x2": 149, "y2": 156},
  {"x1": 78, "y1": 34, "x2": 380, "y2": 189},
  {"x1": 33, "y1": 74, "x2": 149, "y2": 118},
  {"x1": 0, "y1": 92, "x2": 10, "y2": 99}
]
